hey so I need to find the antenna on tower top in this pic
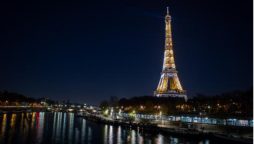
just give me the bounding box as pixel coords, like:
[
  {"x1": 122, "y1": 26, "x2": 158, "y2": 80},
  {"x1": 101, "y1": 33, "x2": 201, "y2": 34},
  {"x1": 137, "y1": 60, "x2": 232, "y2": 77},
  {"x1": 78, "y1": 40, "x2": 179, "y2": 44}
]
[{"x1": 166, "y1": 7, "x2": 169, "y2": 15}]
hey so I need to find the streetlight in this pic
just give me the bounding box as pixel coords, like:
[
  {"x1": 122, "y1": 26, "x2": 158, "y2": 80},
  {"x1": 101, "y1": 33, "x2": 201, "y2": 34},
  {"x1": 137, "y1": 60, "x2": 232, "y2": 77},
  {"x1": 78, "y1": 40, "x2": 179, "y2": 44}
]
[
  {"x1": 118, "y1": 109, "x2": 122, "y2": 119},
  {"x1": 159, "y1": 111, "x2": 163, "y2": 125},
  {"x1": 130, "y1": 110, "x2": 136, "y2": 121},
  {"x1": 110, "y1": 107, "x2": 114, "y2": 119},
  {"x1": 104, "y1": 109, "x2": 109, "y2": 116}
]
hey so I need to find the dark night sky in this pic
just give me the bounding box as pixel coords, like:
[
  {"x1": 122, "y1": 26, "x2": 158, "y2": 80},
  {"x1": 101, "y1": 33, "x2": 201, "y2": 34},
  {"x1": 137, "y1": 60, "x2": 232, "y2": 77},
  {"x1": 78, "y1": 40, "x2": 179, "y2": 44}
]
[{"x1": 0, "y1": 0, "x2": 252, "y2": 105}]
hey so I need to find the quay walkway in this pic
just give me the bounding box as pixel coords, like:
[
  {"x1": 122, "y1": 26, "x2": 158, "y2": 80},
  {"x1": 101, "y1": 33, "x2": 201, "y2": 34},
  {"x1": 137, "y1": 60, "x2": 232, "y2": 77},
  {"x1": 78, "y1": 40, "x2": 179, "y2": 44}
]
[{"x1": 76, "y1": 112, "x2": 253, "y2": 144}]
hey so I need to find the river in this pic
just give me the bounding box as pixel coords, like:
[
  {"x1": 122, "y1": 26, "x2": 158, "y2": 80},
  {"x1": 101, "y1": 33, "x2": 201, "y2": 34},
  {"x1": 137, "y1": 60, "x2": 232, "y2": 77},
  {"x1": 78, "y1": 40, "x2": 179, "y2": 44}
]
[{"x1": 0, "y1": 112, "x2": 212, "y2": 144}]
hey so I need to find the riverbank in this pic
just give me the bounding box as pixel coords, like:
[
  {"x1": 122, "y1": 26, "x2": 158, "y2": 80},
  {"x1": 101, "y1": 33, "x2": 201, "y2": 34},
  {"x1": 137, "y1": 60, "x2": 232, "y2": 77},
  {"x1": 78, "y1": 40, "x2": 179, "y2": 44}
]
[
  {"x1": 77, "y1": 113, "x2": 253, "y2": 144},
  {"x1": 0, "y1": 112, "x2": 231, "y2": 144}
]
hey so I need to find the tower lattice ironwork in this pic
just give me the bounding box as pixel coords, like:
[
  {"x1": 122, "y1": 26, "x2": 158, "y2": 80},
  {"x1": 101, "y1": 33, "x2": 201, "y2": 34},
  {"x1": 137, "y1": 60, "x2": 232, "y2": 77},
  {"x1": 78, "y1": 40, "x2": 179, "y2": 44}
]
[{"x1": 154, "y1": 7, "x2": 187, "y2": 100}]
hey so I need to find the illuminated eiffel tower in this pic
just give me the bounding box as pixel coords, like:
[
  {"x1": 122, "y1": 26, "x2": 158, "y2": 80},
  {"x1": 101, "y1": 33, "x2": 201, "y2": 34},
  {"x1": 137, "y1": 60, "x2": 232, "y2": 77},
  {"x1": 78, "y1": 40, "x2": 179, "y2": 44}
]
[{"x1": 154, "y1": 7, "x2": 187, "y2": 100}]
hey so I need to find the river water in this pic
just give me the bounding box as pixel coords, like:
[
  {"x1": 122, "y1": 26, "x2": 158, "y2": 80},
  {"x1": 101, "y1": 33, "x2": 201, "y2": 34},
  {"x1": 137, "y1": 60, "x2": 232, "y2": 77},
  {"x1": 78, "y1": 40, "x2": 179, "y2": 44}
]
[{"x1": 0, "y1": 112, "x2": 212, "y2": 144}]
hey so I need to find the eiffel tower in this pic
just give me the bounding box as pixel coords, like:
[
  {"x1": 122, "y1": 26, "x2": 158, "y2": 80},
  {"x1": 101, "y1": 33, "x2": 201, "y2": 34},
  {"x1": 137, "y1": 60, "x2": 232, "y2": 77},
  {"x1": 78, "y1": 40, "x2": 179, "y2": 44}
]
[{"x1": 154, "y1": 7, "x2": 187, "y2": 100}]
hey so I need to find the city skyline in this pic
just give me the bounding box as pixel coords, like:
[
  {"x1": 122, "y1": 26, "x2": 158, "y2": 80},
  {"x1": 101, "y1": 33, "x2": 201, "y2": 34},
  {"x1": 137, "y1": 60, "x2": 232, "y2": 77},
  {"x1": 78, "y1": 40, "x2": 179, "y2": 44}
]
[{"x1": 0, "y1": 0, "x2": 252, "y2": 105}]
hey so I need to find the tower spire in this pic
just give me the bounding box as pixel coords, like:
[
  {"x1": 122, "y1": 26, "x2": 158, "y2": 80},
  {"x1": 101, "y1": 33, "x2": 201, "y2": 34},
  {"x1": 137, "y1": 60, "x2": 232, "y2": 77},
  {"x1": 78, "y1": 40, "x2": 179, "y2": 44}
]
[
  {"x1": 166, "y1": 6, "x2": 169, "y2": 15},
  {"x1": 163, "y1": 6, "x2": 174, "y2": 69}
]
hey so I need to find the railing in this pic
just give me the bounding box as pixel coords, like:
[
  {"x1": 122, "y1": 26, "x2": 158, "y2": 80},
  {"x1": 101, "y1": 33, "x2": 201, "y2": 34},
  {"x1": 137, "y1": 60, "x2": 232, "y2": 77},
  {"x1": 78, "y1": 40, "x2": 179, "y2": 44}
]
[{"x1": 118, "y1": 113, "x2": 253, "y2": 127}]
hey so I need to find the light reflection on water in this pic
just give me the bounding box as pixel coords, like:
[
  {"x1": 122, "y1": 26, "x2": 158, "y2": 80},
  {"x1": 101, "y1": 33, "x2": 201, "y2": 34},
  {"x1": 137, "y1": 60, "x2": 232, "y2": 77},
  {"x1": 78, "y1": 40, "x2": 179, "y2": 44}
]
[
  {"x1": 0, "y1": 112, "x2": 211, "y2": 144},
  {"x1": 81, "y1": 119, "x2": 86, "y2": 144},
  {"x1": 117, "y1": 126, "x2": 121, "y2": 144}
]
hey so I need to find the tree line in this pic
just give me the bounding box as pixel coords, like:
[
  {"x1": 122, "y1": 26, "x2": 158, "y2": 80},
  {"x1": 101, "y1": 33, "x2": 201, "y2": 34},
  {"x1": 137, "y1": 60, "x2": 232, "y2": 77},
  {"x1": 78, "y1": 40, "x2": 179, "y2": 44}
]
[{"x1": 100, "y1": 88, "x2": 253, "y2": 119}]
